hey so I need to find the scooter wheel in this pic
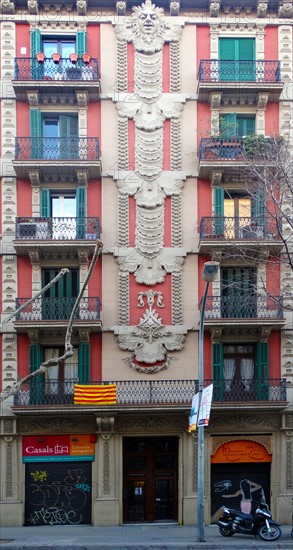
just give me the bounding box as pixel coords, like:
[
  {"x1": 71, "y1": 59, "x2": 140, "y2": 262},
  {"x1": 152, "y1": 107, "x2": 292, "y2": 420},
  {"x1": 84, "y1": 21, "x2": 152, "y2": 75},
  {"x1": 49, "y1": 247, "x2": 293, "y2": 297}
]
[
  {"x1": 219, "y1": 526, "x2": 234, "y2": 537},
  {"x1": 258, "y1": 524, "x2": 282, "y2": 541}
]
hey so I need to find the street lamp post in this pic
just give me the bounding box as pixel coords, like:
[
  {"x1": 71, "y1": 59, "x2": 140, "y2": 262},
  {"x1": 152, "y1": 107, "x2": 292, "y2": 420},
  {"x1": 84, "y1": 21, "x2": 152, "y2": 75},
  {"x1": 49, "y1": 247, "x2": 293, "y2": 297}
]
[{"x1": 197, "y1": 261, "x2": 219, "y2": 543}]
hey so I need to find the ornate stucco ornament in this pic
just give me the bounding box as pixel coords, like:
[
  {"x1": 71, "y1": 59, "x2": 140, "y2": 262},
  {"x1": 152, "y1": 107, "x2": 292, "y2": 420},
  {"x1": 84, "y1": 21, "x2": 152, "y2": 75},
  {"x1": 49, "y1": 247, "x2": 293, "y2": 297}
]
[
  {"x1": 113, "y1": 3, "x2": 188, "y2": 285},
  {"x1": 114, "y1": 290, "x2": 187, "y2": 373}
]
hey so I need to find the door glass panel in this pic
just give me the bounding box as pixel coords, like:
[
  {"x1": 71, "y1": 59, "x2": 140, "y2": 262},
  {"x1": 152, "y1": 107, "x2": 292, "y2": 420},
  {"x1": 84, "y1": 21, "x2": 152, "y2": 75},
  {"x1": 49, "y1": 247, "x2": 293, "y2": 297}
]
[
  {"x1": 128, "y1": 456, "x2": 146, "y2": 470},
  {"x1": 61, "y1": 41, "x2": 75, "y2": 58},
  {"x1": 127, "y1": 481, "x2": 146, "y2": 522},
  {"x1": 43, "y1": 119, "x2": 58, "y2": 159},
  {"x1": 155, "y1": 455, "x2": 175, "y2": 470},
  {"x1": 52, "y1": 195, "x2": 76, "y2": 239},
  {"x1": 155, "y1": 480, "x2": 174, "y2": 520}
]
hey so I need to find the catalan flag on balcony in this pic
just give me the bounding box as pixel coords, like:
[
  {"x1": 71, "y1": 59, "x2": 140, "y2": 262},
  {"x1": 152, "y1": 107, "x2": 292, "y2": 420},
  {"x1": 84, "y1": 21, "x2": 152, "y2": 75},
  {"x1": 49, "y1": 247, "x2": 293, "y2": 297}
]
[{"x1": 74, "y1": 384, "x2": 117, "y2": 405}]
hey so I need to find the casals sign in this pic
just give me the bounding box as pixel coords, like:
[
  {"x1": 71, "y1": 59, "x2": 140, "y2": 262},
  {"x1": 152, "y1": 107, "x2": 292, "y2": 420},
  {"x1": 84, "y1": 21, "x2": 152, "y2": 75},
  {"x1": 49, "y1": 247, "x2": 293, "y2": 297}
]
[{"x1": 22, "y1": 434, "x2": 96, "y2": 462}]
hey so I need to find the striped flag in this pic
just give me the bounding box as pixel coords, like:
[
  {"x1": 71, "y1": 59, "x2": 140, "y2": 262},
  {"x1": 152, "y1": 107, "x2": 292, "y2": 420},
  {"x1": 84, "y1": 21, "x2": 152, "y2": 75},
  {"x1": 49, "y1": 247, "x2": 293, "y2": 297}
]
[{"x1": 74, "y1": 384, "x2": 117, "y2": 405}]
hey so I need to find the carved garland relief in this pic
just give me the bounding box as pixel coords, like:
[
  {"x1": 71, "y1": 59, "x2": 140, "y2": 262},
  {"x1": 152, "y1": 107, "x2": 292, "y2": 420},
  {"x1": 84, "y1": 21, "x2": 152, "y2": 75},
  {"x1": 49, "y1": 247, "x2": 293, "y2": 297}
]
[{"x1": 112, "y1": 1, "x2": 188, "y2": 372}]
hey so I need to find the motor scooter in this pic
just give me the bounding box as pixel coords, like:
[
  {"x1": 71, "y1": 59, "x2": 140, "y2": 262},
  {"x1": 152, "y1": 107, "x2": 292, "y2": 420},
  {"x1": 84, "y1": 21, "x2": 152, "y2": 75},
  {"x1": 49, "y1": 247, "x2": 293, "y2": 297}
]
[{"x1": 217, "y1": 499, "x2": 282, "y2": 541}]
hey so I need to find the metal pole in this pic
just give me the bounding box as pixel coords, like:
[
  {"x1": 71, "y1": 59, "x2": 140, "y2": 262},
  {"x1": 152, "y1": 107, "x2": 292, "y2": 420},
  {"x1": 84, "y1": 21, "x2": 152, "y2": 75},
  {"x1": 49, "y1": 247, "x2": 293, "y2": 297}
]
[{"x1": 197, "y1": 280, "x2": 210, "y2": 542}]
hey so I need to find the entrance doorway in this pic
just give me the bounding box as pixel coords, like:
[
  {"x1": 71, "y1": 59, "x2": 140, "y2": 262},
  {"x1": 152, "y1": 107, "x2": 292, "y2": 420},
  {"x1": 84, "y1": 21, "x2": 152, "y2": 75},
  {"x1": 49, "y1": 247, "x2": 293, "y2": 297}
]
[{"x1": 123, "y1": 437, "x2": 178, "y2": 523}]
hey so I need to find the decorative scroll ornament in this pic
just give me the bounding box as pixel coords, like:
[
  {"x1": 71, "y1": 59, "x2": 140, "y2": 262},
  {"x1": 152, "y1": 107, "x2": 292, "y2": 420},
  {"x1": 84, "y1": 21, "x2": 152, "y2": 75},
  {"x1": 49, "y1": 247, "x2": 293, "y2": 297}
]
[
  {"x1": 113, "y1": 3, "x2": 187, "y2": 285},
  {"x1": 114, "y1": 291, "x2": 187, "y2": 373}
]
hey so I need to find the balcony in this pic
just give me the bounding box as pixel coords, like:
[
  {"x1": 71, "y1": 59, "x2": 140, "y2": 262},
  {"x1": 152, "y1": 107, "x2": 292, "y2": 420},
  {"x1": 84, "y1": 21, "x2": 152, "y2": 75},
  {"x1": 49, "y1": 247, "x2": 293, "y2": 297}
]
[
  {"x1": 14, "y1": 217, "x2": 100, "y2": 258},
  {"x1": 12, "y1": 377, "x2": 287, "y2": 413},
  {"x1": 12, "y1": 57, "x2": 100, "y2": 101},
  {"x1": 13, "y1": 296, "x2": 101, "y2": 332},
  {"x1": 13, "y1": 137, "x2": 101, "y2": 179},
  {"x1": 198, "y1": 137, "x2": 273, "y2": 178},
  {"x1": 199, "y1": 216, "x2": 283, "y2": 254},
  {"x1": 204, "y1": 295, "x2": 284, "y2": 328},
  {"x1": 197, "y1": 60, "x2": 283, "y2": 102},
  {"x1": 207, "y1": 378, "x2": 287, "y2": 409}
]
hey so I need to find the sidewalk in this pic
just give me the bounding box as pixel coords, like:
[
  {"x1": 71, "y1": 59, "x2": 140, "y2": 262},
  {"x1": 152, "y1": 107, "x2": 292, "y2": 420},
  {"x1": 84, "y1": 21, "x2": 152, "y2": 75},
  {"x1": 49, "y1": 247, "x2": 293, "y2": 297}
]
[{"x1": 0, "y1": 524, "x2": 292, "y2": 550}]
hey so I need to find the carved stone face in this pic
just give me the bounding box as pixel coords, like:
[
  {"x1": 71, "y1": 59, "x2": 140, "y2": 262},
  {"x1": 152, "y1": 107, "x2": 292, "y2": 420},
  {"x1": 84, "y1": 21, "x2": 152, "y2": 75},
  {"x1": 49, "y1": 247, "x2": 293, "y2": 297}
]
[{"x1": 138, "y1": 7, "x2": 160, "y2": 35}]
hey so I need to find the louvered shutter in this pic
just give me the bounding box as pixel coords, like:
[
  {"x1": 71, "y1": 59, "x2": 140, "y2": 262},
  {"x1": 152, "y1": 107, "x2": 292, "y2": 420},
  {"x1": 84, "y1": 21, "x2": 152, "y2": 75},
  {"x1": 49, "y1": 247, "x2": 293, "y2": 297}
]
[{"x1": 78, "y1": 343, "x2": 90, "y2": 383}]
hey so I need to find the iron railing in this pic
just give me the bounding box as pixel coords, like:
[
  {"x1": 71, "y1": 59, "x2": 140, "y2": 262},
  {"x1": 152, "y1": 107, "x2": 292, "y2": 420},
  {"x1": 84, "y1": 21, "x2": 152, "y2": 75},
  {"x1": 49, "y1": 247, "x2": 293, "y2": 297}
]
[
  {"x1": 15, "y1": 137, "x2": 100, "y2": 161},
  {"x1": 204, "y1": 295, "x2": 283, "y2": 320},
  {"x1": 199, "y1": 216, "x2": 281, "y2": 241},
  {"x1": 13, "y1": 377, "x2": 287, "y2": 406},
  {"x1": 199, "y1": 137, "x2": 244, "y2": 160},
  {"x1": 15, "y1": 217, "x2": 100, "y2": 241},
  {"x1": 205, "y1": 378, "x2": 287, "y2": 403},
  {"x1": 198, "y1": 60, "x2": 281, "y2": 83},
  {"x1": 15, "y1": 297, "x2": 100, "y2": 321},
  {"x1": 14, "y1": 57, "x2": 99, "y2": 81}
]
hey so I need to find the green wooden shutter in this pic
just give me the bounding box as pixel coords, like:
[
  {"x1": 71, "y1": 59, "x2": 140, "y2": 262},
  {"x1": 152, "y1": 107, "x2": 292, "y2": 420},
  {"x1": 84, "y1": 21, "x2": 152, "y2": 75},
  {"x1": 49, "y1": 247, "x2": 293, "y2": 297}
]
[
  {"x1": 41, "y1": 189, "x2": 50, "y2": 217},
  {"x1": 220, "y1": 113, "x2": 237, "y2": 138},
  {"x1": 76, "y1": 186, "x2": 86, "y2": 239},
  {"x1": 252, "y1": 184, "x2": 265, "y2": 230},
  {"x1": 238, "y1": 38, "x2": 255, "y2": 81},
  {"x1": 212, "y1": 343, "x2": 224, "y2": 401},
  {"x1": 31, "y1": 29, "x2": 42, "y2": 56},
  {"x1": 30, "y1": 29, "x2": 43, "y2": 79},
  {"x1": 59, "y1": 115, "x2": 78, "y2": 159},
  {"x1": 256, "y1": 342, "x2": 269, "y2": 400},
  {"x1": 30, "y1": 109, "x2": 42, "y2": 158},
  {"x1": 237, "y1": 117, "x2": 255, "y2": 137},
  {"x1": 77, "y1": 31, "x2": 87, "y2": 58},
  {"x1": 213, "y1": 187, "x2": 224, "y2": 236},
  {"x1": 29, "y1": 344, "x2": 44, "y2": 404},
  {"x1": 78, "y1": 343, "x2": 90, "y2": 383},
  {"x1": 219, "y1": 38, "x2": 236, "y2": 81}
]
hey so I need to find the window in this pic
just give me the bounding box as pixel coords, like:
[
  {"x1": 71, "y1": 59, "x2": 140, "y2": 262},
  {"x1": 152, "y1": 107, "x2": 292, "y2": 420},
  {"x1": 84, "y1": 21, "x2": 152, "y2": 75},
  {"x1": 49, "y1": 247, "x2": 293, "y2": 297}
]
[
  {"x1": 29, "y1": 342, "x2": 90, "y2": 405},
  {"x1": 219, "y1": 38, "x2": 255, "y2": 81},
  {"x1": 31, "y1": 29, "x2": 87, "y2": 80},
  {"x1": 43, "y1": 115, "x2": 78, "y2": 159},
  {"x1": 213, "y1": 187, "x2": 266, "y2": 238},
  {"x1": 44, "y1": 347, "x2": 78, "y2": 396},
  {"x1": 40, "y1": 187, "x2": 87, "y2": 239},
  {"x1": 221, "y1": 267, "x2": 257, "y2": 318},
  {"x1": 41, "y1": 268, "x2": 79, "y2": 320},
  {"x1": 220, "y1": 113, "x2": 255, "y2": 138},
  {"x1": 212, "y1": 342, "x2": 269, "y2": 401}
]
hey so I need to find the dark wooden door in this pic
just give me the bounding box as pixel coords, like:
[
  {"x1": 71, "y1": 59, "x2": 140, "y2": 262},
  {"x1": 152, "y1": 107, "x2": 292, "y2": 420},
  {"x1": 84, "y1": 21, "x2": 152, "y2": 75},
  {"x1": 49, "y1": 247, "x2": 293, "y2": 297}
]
[{"x1": 123, "y1": 437, "x2": 178, "y2": 523}]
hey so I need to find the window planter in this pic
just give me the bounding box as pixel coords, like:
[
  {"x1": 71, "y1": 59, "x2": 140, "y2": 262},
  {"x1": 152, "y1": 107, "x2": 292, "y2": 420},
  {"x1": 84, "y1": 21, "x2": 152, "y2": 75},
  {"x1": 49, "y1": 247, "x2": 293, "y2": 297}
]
[
  {"x1": 51, "y1": 52, "x2": 61, "y2": 64},
  {"x1": 69, "y1": 53, "x2": 79, "y2": 64},
  {"x1": 82, "y1": 53, "x2": 91, "y2": 64},
  {"x1": 36, "y1": 52, "x2": 46, "y2": 64}
]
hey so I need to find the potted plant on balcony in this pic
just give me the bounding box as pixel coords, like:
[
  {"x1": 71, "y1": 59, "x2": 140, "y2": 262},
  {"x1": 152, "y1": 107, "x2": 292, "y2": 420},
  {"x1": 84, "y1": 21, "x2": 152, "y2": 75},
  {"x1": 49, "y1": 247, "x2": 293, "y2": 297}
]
[
  {"x1": 69, "y1": 53, "x2": 79, "y2": 64},
  {"x1": 36, "y1": 52, "x2": 46, "y2": 64},
  {"x1": 243, "y1": 134, "x2": 267, "y2": 158},
  {"x1": 82, "y1": 53, "x2": 91, "y2": 64},
  {"x1": 51, "y1": 52, "x2": 61, "y2": 64}
]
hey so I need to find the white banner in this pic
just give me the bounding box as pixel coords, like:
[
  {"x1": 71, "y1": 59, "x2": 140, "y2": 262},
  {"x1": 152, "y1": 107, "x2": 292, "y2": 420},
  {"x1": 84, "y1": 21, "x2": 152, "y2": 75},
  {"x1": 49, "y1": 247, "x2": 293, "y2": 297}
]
[
  {"x1": 188, "y1": 393, "x2": 199, "y2": 433},
  {"x1": 198, "y1": 384, "x2": 213, "y2": 427}
]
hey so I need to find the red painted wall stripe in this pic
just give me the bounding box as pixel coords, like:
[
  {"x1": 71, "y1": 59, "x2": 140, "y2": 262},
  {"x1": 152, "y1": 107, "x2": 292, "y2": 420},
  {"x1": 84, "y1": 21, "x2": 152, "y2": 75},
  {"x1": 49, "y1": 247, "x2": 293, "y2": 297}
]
[{"x1": 163, "y1": 43, "x2": 170, "y2": 92}]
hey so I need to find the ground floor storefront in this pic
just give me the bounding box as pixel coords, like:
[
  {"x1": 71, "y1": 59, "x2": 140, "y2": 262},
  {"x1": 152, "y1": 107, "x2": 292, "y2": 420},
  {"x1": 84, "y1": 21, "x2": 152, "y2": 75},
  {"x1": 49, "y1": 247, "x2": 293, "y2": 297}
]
[{"x1": 0, "y1": 410, "x2": 292, "y2": 526}]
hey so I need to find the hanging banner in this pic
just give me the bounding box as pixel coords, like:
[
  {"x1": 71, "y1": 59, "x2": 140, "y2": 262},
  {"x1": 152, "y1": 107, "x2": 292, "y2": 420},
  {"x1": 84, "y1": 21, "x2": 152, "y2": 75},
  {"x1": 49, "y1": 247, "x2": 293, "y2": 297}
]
[
  {"x1": 198, "y1": 383, "x2": 213, "y2": 427},
  {"x1": 188, "y1": 393, "x2": 199, "y2": 433}
]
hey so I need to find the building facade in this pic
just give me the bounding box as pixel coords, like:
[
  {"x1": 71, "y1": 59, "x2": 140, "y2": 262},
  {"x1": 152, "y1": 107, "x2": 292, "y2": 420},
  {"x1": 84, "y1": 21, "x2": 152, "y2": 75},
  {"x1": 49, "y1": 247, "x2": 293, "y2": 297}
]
[{"x1": 0, "y1": 0, "x2": 292, "y2": 528}]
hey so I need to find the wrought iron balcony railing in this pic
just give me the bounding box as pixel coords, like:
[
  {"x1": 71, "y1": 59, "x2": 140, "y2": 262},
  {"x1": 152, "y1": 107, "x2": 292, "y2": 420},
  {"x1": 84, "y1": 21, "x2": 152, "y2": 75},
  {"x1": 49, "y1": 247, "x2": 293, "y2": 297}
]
[
  {"x1": 15, "y1": 217, "x2": 100, "y2": 241},
  {"x1": 204, "y1": 295, "x2": 283, "y2": 320},
  {"x1": 14, "y1": 57, "x2": 99, "y2": 81},
  {"x1": 199, "y1": 216, "x2": 281, "y2": 241},
  {"x1": 12, "y1": 377, "x2": 287, "y2": 407},
  {"x1": 206, "y1": 378, "x2": 286, "y2": 403},
  {"x1": 198, "y1": 60, "x2": 281, "y2": 83},
  {"x1": 199, "y1": 137, "x2": 244, "y2": 161},
  {"x1": 15, "y1": 137, "x2": 100, "y2": 161},
  {"x1": 15, "y1": 297, "x2": 100, "y2": 322}
]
